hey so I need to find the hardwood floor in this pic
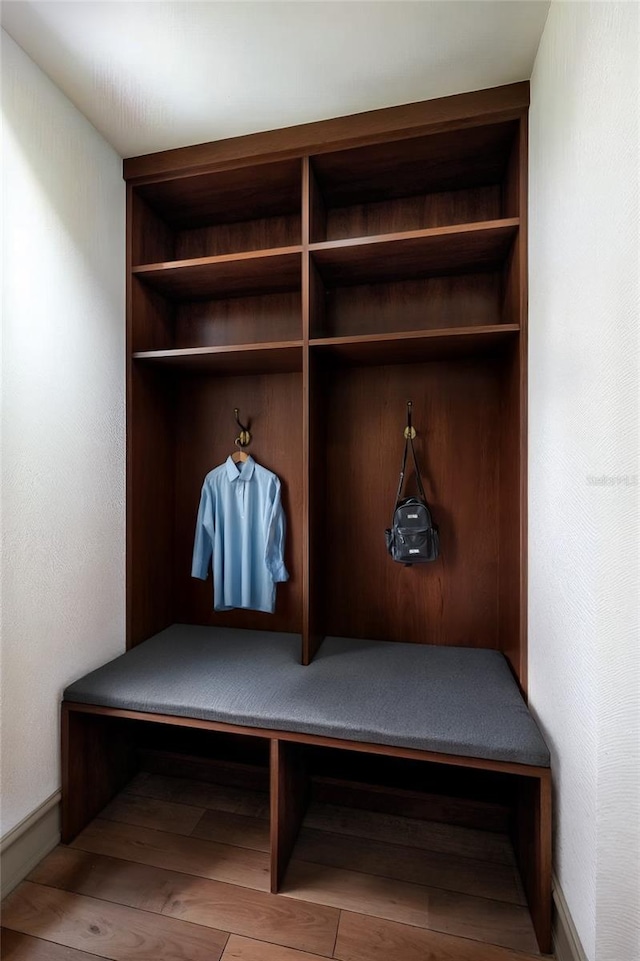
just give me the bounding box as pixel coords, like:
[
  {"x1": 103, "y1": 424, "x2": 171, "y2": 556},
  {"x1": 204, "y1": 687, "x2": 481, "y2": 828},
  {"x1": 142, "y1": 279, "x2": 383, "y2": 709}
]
[{"x1": 2, "y1": 773, "x2": 549, "y2": 961}]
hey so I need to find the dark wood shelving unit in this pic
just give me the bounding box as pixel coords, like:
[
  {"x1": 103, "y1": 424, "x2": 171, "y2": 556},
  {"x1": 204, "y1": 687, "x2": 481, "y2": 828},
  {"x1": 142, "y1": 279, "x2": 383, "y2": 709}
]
[
  {"x1": 133, "y1": 341, "x2": 303, "y2": 374},
  {"x1": 310, "y1": 323, "x2": 519, "y2": 366},
  {"x1": 120, "y1": 82, "x2": 550, "y2": 956}
]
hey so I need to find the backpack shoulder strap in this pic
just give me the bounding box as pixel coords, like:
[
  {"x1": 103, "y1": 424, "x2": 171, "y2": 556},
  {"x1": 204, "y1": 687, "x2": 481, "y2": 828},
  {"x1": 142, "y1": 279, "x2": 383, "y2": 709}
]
[
  {"x1": 393, "y1": 435, "x2": 427, "y2": 509},
  {"x1": 408, "y1": 434, "x2": 427, "y2": 502}
]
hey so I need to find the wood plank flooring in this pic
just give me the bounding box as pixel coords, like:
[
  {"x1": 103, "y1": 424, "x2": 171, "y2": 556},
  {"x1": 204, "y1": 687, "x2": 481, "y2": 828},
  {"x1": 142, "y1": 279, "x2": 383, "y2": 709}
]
[{"x1": 2, "y1": 772, "x2": 550, "y2": 961}]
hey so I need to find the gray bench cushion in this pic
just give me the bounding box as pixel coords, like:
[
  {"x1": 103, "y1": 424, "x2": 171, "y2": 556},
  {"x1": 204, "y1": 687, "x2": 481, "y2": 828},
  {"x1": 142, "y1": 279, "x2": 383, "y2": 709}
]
[{"x1": 64, "y1": 625, "x2": 550, "y2": 767}]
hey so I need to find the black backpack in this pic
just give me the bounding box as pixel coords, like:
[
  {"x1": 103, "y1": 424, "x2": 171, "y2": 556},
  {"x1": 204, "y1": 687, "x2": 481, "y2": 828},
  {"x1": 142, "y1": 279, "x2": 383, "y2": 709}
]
[{"x1": 385, "y1": 432, "x2": 439, "y2": 565}]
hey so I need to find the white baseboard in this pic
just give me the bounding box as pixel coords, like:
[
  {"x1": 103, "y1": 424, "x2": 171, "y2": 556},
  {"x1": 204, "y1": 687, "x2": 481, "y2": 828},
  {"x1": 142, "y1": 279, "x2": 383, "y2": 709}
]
[
  {"x1": 1, "y1": 791, "x2": 61, "y2": 900},
  {"x1": 553, "y1": 873, "x2": 589, "y2": 961}
]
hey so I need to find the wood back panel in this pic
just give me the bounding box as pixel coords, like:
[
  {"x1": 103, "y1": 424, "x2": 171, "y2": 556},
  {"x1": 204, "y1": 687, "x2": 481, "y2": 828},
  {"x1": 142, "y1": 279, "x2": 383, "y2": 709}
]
[
  {"x1": 321, "y1": 273, "x2": 502, "y2": 340},
  {"x1": 322, "y1": 185, "x2": 501, "y2": 242},
  {"x1": 175, "y1": 292, "x2": 301, "y2": 349},
  {"x1": 172, "y1": 371, "x2": 304, "y2": 634},
  {"x1": 174, "y1": 213, "x2": 301, "y2": 260},
  {"x1": 322, "y1": 360, "x2": 501, "y2": 646},
  {"x1": 134, "y1": 158, "x2": 302, "y2": 227}
]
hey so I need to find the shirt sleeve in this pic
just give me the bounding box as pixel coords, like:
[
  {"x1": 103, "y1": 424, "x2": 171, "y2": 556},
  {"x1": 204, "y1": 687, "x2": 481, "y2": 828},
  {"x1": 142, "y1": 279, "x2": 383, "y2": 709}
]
[
  {"x1": 264, "y1": 476, "x2": 289, "y2": 583},
  {"x1": 191, "y1": 482, "x2": 214, "y2": 580}
]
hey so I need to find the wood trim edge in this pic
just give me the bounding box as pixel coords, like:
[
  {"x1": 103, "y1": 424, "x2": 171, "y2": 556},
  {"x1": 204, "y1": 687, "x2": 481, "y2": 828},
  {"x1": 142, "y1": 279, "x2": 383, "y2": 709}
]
[{"x1": 62, "y1": 701, "x2": 550, "y2": 779}]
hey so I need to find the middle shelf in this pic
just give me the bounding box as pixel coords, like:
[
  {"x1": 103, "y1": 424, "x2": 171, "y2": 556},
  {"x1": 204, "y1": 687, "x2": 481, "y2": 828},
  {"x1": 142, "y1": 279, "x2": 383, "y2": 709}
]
[
  {"x1": 132, "y1": 324, "x2": 519, "y2": 374},
  {"x1": 132, "y1": 218, "x2": 519, "y2": 301}
]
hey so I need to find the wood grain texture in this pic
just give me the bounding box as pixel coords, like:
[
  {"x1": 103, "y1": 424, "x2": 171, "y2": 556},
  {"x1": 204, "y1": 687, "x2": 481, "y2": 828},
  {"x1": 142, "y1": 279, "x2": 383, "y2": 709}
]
[
  {"x1": 129, "y1": 769, "x2": 511, "y2": 837},
  {"x1": 65, "y1": 703, "x2": 547, "y2": 779},
  {"x1": 124, "y1": 84, "x2": 528, "y2": 181},
  {"x1": 270, "y1": 740, "x2": 310, "y2": 892},
  {"x1": 293, "y1": 827, "x2": 525, "y2": 904},
  {"x1": 135, "y1": 159, "x2": 302, "y2": 228},
  {"x1": 101, "y1": 793, "x2": 206, "y2": 836},
  {"x1": 221, "y1": 934, "x2": 331, "y2": 961},
  {"x1": 174, "y1": 291, "x2": 301, "y2": 349},
  {"x1": 133, "y1": 248, "x2": 302, "y2": 301},
  {"x1": 319, "y1": 272, "x2": 503, "y2": 339},
  {"x1": 302, "y1": 349, "x2": 326, "y2": 662},
  {"x1": 0, "y1": 929, "x2": 104, "y2": 961},
  {"x1": 192, "y1": 809, "x2": 270, "y2": 852},
  {"x1": 172, "y1": 371, "x2": 303, "y2": 634},
  {"x1": 282, "y1": 860, "x2": 538, "y2": 952},
  {"x1": 138, "y1": 750, "x2": 270, "y2": 791},
  {"x1": 310, "y1": 325, "x2": 518, "y2": 366},
  {"x1": 158, "y1": 870, "x2": 338, "y2": 957},
  {"x1": 512, "y1": 774, "x2": 552, "y2": 954},
  {"x1": 30, "y1": 846, "x2": 338, "y2": 958},
  {"x1": 311, "y1": 773, "x2": 510, "y2": 832},
  {"x1": 323, "y1": 185, "x2": 501, "y2": 242},
  {"x1": 61, "y1": 707, "x2": 137, "y2": 844},
  {"x1": 1, "y1": 882, "x2": 227, "y2": 961},
  {"x1": 130, "y1": 275, "x2": 175, "y2": 353},
  {"x1": 72, "y1": 819, "x2": 270, "y2": 891},
  {"x1": 131, "y1": 191, "x2": 174, "y2": 266},
  {"x1": 29, "y1": 846, "x2": 173, "y2": 914},
  {"x1": 127, "y1": 361, "x2": 175, "y2": 648},
  {"x1": 321, "y1": 361, "x2": 501, "y2": 646},
  {"x1": 175, "y1": 213, "x2": 301, "y2": 260},
  {"x1": 334, "y1": 911, "x2": 541, "y2": 961},
  {"x1": 310, "y1": 220, "x2": 518, "y2": 287},
  {"x1": 303, "y1": 803, "x2": 516, "y2": 865},
  {"x1": 133, "y1": 342, "x2": 303, "y2": 375},
  {"x1": 312, "y1": 122, "x2": 518, "y2": 208},
  {"x1": 128, "y1": 773, "x2": 271, "y2": 818}
]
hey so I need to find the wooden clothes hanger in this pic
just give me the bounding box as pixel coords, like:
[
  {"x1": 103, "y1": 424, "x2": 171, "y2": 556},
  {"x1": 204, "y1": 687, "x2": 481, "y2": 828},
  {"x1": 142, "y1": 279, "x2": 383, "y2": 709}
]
[{"x1": 231, "y1": 444, "x2": 249, "y2": 464}]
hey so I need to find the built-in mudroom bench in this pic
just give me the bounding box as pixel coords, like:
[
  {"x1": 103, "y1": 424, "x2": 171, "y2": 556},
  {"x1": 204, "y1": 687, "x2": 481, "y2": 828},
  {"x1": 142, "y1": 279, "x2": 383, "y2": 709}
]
[{"x1": 61, "y1": 81, "x2": 553, "y2": 954}]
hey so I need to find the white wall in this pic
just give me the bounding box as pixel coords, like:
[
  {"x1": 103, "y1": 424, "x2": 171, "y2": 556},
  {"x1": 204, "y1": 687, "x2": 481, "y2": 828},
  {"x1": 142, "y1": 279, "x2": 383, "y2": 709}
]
[
  {"x1": 529, "y1": 4, "x2": 639, "y2": 960},
  {"x1": 1, "y1": 31, "x2": 125, "y2": 838}
]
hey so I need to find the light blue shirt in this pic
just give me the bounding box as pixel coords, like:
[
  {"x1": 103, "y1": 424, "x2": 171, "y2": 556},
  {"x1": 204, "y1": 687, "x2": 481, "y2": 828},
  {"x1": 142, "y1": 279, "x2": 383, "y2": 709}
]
[{"x1": 191, "y1": 456, "x2": 289, "y2": 613}]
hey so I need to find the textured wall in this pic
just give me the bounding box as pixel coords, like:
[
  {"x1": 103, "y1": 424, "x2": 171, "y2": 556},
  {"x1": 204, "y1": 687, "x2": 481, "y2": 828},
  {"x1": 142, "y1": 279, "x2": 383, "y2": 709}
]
[
  {"x1": 529, "y1": 4, "x2": 639, "y2": 960},
  {"x1": 1, "y1": 31, "x2": 126, "y2": 836}
]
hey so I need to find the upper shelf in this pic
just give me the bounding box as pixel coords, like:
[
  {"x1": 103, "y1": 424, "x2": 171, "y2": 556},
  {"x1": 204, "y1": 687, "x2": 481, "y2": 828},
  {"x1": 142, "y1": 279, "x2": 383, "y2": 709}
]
[
  {"x1": 311, "y1": 121, "x2": 519, "y2": 208},
  {"x1": 310, "y1": 219, "x2": 519, "y2": 288},
  {"x1": 133, "y1": 247, "x2": 302, "y2": 301}
]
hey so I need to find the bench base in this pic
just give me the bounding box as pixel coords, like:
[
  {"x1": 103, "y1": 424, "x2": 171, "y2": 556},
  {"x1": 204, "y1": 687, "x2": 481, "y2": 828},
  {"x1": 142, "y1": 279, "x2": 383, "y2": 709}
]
[{"x1": 61, "y1": 700, "x2": 552, "y2": 953}]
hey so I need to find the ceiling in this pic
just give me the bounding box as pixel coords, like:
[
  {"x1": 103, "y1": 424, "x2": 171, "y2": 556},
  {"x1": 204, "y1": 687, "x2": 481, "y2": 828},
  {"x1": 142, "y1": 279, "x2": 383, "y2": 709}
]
[{"x1": 1, "y1": 1, "x2": 550, "y2": 160}]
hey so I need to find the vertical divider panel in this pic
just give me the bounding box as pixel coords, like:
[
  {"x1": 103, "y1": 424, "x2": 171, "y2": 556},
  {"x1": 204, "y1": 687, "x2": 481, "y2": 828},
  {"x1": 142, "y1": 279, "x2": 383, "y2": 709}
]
[
  {"x1": 301, "y1": 158, "x2": 326, "y2": 663},
  {"x1": 269, "y1": 738, "x2": 310, "y2": 893},
  {"x1": 61, "y1": 706, "x2": 138, "y2": 843},
  {"x1": 511, "y1": 772, "x2": 552, "y2": 953}
]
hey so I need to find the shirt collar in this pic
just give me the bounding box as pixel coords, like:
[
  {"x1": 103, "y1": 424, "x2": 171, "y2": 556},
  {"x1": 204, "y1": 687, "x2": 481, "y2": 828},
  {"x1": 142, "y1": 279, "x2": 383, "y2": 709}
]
[{"x1": 225, "y1": 455, "x2": 256, "y2": 482}]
